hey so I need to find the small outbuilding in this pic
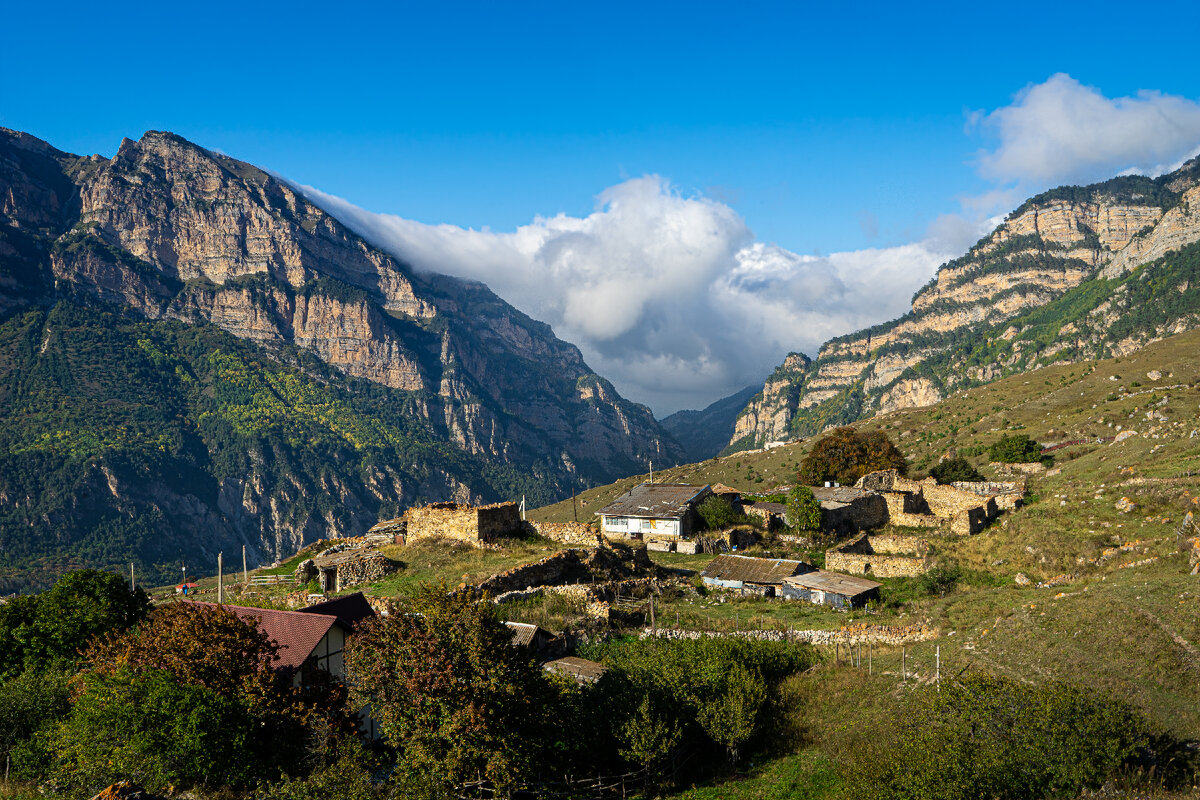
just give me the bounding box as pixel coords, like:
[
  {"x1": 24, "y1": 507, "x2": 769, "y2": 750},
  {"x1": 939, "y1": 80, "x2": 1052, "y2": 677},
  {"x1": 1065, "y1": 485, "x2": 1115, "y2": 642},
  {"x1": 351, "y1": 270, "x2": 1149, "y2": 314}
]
[
  {"x1": 780, "y1": 570, "x2": 881, "y2": 610},
  {"x1": 505, "y1": 621, "x2": 555, "y2": 656},
  {"x1": 699, "y1": 554, "x2": 814, "y2": 597}
]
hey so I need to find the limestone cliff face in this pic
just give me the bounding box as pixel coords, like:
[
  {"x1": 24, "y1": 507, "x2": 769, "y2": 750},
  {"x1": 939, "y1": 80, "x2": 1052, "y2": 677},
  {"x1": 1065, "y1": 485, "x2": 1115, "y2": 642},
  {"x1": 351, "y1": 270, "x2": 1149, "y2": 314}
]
[
  {"x1": 0, "y1": 127, "x2": 681, "y2": 584},
  {"x1": 731, "y1": 158, "x2": 1200, "y2": 449}
]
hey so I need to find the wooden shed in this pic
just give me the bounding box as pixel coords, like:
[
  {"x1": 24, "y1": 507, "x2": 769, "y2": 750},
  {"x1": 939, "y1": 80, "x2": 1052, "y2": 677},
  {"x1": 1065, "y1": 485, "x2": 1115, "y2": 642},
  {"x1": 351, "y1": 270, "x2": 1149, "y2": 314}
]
[{"x1": 780, "y1": 570, "x2": 881, "y2": 610}]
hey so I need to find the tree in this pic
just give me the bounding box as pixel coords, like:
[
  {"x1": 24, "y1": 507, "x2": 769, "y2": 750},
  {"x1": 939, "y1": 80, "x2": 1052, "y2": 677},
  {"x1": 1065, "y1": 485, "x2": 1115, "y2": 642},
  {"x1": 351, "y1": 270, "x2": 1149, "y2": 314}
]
[
  {"x1": 344, "y1": 582, "x2": 550, "y2": 796},
  {"x1": 43, "y1": 602, "x2": 342, "y2": 791},
  {"x1": 697, "y1": 495, "x2": 741, "y2": 531},
  {"x1": 929, "y1": 457, "x2": 985, "y2": 484},
  {"x1": 988, "y1": 434, "x2": 1046, "y2": 464},
  {"x1": 620, "y1": 694, "x2": 682, "y2": 789},
  {"x1": 798, "y1": 427, "x2": 907, "y2": 487},
  {"x1": 697, "y1": 662, "x2": 767, "y2": 768},
  {"x1": 0, "y1": 568, "x2": 151, "y2": 679},
  {"x1": 785, "y1": 485, "x2": 823, "y2": 531}
]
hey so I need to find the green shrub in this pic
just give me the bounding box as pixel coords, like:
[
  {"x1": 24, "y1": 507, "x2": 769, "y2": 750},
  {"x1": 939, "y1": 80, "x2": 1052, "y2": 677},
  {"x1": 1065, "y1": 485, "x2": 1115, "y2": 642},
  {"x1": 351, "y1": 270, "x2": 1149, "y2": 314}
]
[
  {"x1": 929, "y1": 457, "x2": 984, "y2": 485},
  {"x1": 697, "y1": 495, "x2": 742, "y2": 531},
  {"x1": 987, "y1": 434, "x2": 1046, "y2": 464}
]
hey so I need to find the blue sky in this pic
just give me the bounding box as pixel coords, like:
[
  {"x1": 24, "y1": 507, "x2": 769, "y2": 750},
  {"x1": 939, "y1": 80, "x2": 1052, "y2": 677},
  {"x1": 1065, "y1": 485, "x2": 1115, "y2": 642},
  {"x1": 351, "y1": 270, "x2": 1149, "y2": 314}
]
[{"x1": 6, "y1": 1, "x2": 1200, "y2": 412}]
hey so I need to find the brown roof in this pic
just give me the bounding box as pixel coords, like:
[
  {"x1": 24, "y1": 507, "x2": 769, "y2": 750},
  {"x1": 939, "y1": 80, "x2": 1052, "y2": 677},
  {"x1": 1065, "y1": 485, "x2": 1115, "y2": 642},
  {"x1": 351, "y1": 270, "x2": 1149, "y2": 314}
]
[
  {"x1": 710, "y1": 483, "x2": 743, "y2": 497},
  {"x1": 742, "y1": 500, "x2": 787, "y2": 515},
  {"x1": 299, "y1": 592, "x2": 376, "y2": 631},
  {"x1": 595, "y1": 483, "x2": 711, "y2": 520},
  {"x1": 187, "y1": 601, "x2": 343, "y2": 674},
  {"x1": 700, "y1": 554, "x2": 811, "y2": 585},
  {"x1": 543, "y1": 656, "x2": 607, "y2": 683},
  {"x1": 312, "y1": 548, "x2": 391, "y2": 568},
  {"x1": 784, "y1": 570, "x2": 881, "y2": 597}
]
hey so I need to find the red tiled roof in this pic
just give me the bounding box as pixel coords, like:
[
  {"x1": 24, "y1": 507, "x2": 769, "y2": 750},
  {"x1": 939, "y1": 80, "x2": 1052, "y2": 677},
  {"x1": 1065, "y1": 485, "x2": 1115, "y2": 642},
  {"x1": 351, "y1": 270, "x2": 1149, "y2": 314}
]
[{"x1": 187, "y1": 601, "x2": 342, "y2": 673}]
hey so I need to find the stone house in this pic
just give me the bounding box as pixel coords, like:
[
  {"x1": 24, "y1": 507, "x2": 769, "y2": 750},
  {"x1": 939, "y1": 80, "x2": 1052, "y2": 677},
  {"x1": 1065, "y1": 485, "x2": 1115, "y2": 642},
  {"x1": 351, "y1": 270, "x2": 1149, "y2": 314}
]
[
  {"x1": 297, "y1": 547, "x2": 397, "y2": 593},
  {"x1": 595, "y1": 483, "x2": 712, "y2": 551},
  {"x1": 855, "y1": 469, "x2": 1004, "y2": 535},
  {"x1": 781, "y1": 570, "x2": 881, "y2": 609},
  {"x1": 402, "y1": 501, "x2": 524, "y2": 546},
  {"x1": 699, "y1": 554, "x2": 814, "y2": 597}
]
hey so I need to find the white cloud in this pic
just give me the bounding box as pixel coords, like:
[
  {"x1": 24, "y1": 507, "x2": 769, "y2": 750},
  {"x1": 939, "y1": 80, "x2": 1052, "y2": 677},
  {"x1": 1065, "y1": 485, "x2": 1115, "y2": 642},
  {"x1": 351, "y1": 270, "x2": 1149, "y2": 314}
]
[
  {"x1": 976, "y1": 73, "x2": 1200, "y2": 187},
  {"x1": 299, "y1": 177, "x2": 975, "y2": 415}
]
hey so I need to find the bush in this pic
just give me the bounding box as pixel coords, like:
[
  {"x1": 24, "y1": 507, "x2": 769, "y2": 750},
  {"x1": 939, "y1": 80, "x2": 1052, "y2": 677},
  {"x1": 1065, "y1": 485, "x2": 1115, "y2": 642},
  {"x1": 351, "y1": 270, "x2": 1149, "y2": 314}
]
[
  {"x1": 697, "y1": 495, "x2": 741, "y2": 531},
  {"x1": 988, "y1": 434, "x2": 1046, "y2": 464},
  {"x1": 843, "y1": 674, "x2": 1146, "y2": 800},
  {"x1": 786, "y1": 486, "x2": 823, "y2": 531},
  {"x1": 929, "y1": 457, "x2": 984, "y2": 485},
  {"x1": 798, "y1": 427, "x2": 907, "y2": 486}
]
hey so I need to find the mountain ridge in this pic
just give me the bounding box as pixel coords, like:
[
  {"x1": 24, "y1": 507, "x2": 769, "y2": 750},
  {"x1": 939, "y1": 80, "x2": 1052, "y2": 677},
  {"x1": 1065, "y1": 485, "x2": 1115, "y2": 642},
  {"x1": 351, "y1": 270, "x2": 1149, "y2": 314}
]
[
  {"x1": 728, "y1": 156, "x2": 1200, "y2": 450},
  {"x1": 0, "y1": 127, "x2": 682, "y2": 590}
]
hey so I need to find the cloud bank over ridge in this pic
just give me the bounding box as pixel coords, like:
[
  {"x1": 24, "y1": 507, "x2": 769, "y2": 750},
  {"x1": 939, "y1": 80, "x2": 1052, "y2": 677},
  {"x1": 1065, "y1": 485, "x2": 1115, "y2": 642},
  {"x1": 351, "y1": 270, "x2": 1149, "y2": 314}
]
[
  {"x1": 301, "y1": 176, "x2": 979, "y2": 415},
  {"x1": 298, "y1": 75, "x2": 1200, "y2": 417}
]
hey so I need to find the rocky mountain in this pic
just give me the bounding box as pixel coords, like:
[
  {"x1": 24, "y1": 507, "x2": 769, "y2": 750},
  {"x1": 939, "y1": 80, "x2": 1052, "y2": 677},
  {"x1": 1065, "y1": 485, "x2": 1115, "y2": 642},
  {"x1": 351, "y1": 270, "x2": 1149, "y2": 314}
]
[
  {"x1": 659, "y1": 384, "x2": 759, "y2": 463},
  {"x1": 730, "y1": 159, "x2": 1200, "y2": 450},
  {"x1": 0, "y1": 128, "x2": 681, "y2": 590}
]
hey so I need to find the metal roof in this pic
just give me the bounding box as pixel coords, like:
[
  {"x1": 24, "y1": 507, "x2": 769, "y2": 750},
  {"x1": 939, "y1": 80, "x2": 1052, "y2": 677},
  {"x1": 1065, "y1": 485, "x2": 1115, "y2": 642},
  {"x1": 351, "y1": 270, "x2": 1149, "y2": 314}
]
[
  {"x1": 700, "y1": 554, "x2": 811, "y2": 585},
  {"x1": 595, "y1": 483, "x2": 711, "y2": 520},
  {"x1": 505, "y1": 621, "x2": 553, "y2": 648},
  {"x1": 543, "y1": 656, "x2": 608, "y2": 683},
  {"x1": 784, "y1": 570, "x2": 881, "y2": 597}
]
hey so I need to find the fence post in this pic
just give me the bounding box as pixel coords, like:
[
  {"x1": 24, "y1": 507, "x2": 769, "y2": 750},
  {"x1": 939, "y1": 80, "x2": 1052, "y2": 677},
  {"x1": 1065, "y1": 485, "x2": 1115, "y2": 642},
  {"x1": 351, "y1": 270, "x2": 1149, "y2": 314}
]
[{"x1": 936, "y1": 645, "x2": 941, "y2": 690}]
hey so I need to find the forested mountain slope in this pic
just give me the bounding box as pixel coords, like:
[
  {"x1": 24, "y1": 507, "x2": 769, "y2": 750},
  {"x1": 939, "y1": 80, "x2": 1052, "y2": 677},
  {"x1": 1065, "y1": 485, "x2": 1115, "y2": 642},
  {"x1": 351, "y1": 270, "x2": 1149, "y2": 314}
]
[{"x1": 0, "y1": 128, "x2": 681, "y2": 590}]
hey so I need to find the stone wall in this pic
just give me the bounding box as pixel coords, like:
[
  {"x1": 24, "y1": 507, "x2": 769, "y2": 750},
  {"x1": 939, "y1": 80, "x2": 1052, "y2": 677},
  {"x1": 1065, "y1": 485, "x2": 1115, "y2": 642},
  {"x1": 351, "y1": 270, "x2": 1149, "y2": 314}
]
[
  {"x1": 532, "y1": 521, "x2": 602, "y2": 547},
  {"x1": 826, "y1": 533, "x2": 929, "y2": 578},
  {"x1": 990, "y1": 461, "x2": 1047, "y2": 475},
  {"x1": 404, "y1": 501, "x2": 522, "y2": 546},
  {"x1": 475, "y1": 543, "x2": 654, "y2": 596},
  {"x1": 821, "y1": 493, "x2": 888, "y2": 532}
]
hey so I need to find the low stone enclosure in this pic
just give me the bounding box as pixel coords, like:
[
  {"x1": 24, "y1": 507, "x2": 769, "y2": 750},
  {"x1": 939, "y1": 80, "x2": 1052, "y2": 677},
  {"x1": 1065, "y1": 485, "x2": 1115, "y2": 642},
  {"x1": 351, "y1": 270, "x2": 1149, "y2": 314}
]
[
  {"x1": 368, "y1": 501, "x2": 524, "y2": 547},
  {"x1": 295, "y1": 543, "x2": 398, "y2": 592},
  {"x1": 855, "y1": 469, "x2": 1017, "y2": 535},
  {"x1": 826, "y1": 532, "x2": 931, "y2": 578},
  {"x1": 475, "y1": 542, "x2": 669, "y2": 623}
]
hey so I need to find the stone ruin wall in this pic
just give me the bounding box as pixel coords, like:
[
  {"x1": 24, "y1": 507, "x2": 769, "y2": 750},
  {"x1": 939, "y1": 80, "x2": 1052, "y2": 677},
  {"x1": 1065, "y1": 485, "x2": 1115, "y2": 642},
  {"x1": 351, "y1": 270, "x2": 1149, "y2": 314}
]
[
  {"x1": 822, "y1": 493, "x2": 888, "y2": 532},
  {"x1": 404, "y1": 501, "x2": 521, "y2": 546},
  {"x1": 826, "y1": 533, "x2": 929, "y2": 578},
  {"x1": 331, "y1": 553, "x2": 396, "y2": 589},
  {"x1": 532, "y1": 521, "x2": 602, "y2": 547}
]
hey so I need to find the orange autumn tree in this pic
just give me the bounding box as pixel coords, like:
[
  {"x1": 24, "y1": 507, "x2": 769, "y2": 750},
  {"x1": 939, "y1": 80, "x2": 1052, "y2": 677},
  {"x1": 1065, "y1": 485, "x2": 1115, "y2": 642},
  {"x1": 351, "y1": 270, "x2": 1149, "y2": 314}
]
[{"x1": 798, "y1": 426, "x2": 907, "y2": 487}]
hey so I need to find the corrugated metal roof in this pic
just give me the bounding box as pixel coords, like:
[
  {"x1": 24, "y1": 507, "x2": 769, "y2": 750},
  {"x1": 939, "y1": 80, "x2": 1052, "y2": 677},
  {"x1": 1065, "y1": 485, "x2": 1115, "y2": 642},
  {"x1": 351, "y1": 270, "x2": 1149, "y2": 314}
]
[
  {"x1": 595, "y1": 483, "x2": 711, "y2": 520},
  {"x1": 784, "y1": 570, "x2": 881, "y2": 596},
  {"x1": 504, "y1": 621, "x2": 553, "y2": 648},
  {"x1": 543, "y1": 656, "x2": 607, "y2": 683},
  {"x1": 700, "y1": 554, "x2": 811, "y2": 585}
]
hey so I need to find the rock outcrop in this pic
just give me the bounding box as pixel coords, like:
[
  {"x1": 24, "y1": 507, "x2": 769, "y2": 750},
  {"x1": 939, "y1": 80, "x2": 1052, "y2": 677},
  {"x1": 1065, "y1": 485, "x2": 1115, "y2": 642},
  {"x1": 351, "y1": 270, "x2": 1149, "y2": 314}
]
[{"x1": 730, "y1": 159, "x2": 1200, "y2": 448}]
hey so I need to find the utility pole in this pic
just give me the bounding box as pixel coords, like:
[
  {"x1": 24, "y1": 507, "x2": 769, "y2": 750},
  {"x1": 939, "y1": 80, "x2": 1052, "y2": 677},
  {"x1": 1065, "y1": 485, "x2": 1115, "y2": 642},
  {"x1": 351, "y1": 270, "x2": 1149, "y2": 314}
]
[
  {"x1": 129, "y1": 562, "x2": 135, "y2": 592},
  {"x1": 217, "y1": 552, "x2": 224, "y2": 605},
  {"x1": 572, "y1": 488, "x2": 578, "y2": 523},
  {"x1": 649, "y1": 460, "x2": 653, "y2": 484},
  {"x1": 520, "y1": 494, "x2": 526, "y2": 522},
  {"x1": 242, "y1": 545, "x2": 248, "y2": 585}
]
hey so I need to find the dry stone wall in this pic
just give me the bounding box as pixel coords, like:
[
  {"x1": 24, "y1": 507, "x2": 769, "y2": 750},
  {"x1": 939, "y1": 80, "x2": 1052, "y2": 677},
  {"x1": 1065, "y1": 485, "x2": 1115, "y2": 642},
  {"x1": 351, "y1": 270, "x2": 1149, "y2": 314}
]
[
  {"x1": 404, "y1": 501, "x2": 522, "y2": 546},
  {"x1": 826, "y1": 533, "x2": 930, "y2": 578},
  {"x1": 532, "y1": 521, "x2": 603, "y2": 547}
]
